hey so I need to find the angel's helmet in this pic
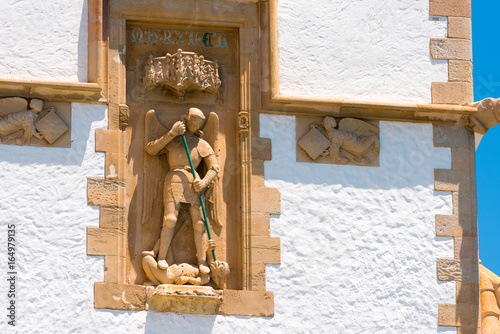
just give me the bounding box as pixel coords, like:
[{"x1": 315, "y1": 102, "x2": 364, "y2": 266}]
[
  {"x1": 210, "y1": 260, "x2": 230, "y2": 288},
  {"x1": 322, "y1": 116, "x2": 337, "y2": 130},
  {"x1": 30, "y1": 99, "x2": 44, "y2": 113},
  {"x1": 187, "y1": 107, "x2": 206, "y2": 133}
]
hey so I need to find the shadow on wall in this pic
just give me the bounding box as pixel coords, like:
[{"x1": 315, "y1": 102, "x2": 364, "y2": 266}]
[
  {"x1": 0, "y1": 106, "x2": 101, "y2": 167},
  {"x1": 78, "y1": 0, "x2": 89, "y2": 82},
  {"x1": 144, "y1": 311, "x2": 217, "y2": 333}
]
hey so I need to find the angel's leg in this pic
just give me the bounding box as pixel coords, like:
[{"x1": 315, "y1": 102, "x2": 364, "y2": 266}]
[
  {"x1": 158, "y1": 201, "x2": 180, "y2": 270},
  {"x1": 190, "y1": 204, "x2": 209, "y2": 275}
]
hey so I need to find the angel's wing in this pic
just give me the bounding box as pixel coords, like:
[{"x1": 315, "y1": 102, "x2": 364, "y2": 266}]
[
  {"x1": 0, "y1": 97, "x2": 28, "y2": 117},
  {"x1": 142, "y1": 109, "x2": 168, "y2": 225},
  {"x1": 338, "y1": 118, "x2": 379, "y2": 137},
  {"x1": 202, "y1": 112, "x2": 223, "y2": 227}
]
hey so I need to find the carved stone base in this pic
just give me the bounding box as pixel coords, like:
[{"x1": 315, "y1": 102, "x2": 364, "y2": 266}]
[{"x1": 146, "y1": 284, "x2": 222, "y2": 314}]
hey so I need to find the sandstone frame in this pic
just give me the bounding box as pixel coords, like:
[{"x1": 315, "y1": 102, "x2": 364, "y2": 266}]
[{"x1": 86, "y1": 0, "x2": 281, "y2": 316}]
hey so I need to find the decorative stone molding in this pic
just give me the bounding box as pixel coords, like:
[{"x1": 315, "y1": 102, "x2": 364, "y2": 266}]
[
  {"x1": 143, "y1": 49, "x2": 221, "y2": 102},
  {"x1": 433, "y1": 123, "x2": 480, "y2": 333}
]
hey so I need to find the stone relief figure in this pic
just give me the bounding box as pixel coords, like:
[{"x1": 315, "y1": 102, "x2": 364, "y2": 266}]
[
  {"x1": 143, "y1": 239, "x2": 230, "y2": 288},
  {"x1": 143, "y1": 49, "x2": 221, "y2": 102},
  {"x1": 0, "y1": 98, "x2": 54, "y2": 145},
  {"x1": 298, "y1": 117, "x2": 380, "y2": 166},
  {"x1": 142, "y1": 107, "x2": 226, "y2": 286},
  {"x1": 469, "y1": 97, "x2": 500, "y2": 134}
]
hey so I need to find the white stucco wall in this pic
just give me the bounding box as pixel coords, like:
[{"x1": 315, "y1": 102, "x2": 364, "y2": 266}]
[
  {"x1": 278, "y1": 0, "x2": 448, "y2": 103},
  {"x1": 0, "y1": 0, "x2": 87, "y2": 81},
  {"x1": 0, "y1": 111, "x2": 457, "y2": 333}
]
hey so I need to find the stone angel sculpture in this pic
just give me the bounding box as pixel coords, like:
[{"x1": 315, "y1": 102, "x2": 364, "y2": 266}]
[
  {"x1": 142, "y1": 107, "x2": 225, "y2": 284},
  {"x1": 0, "y1": 98, "x2": 55, "y2": 145},
  {"x1": 299, "y1": 116, "x2": 380, "y2": 166}
]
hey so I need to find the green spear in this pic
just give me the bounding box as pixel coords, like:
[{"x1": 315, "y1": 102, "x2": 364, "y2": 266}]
[{"x1": 181, "y1": 133, "x2": 217, "y2": 261}]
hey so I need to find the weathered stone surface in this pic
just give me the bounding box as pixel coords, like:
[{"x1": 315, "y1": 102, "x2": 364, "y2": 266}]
[
  {"x1": 251, "y1": 187, "x2": 281, "y2": 215},
  {"x1": 251, "y1": 236, "x2": 280, "y2": 265},
  {"x1": 437, "y1": 259, "x2": 478, "y2": 282},
  {"x1": 251, "y1": 137, "x2": 272, "y2": 161},
  {"x1": 430, "y1": 38, "x2": 472, "y2": 60},
  {"x1": 448, "y1": 17, "x2": 471, "y2": 39},
  {"x1": 94, "y1": 282, "x2": 146, "y2": 310},
  {"x1": 218, "y1": 290, "x2": 274, "y2": 317},
  {"x1": 438, "y1": 303, "x2": 478, "y2": 327},
  {"x1": 430, "y1": 0, "x2": 471, "y2": 18},
  {"x1": 87, "y1": 227, "x2": 124, "y2": 256},
  {"x1": 431, "y1": 82, "x2": 473, "y2": 104},
  {"x1": 449, "y1": 60, "x2": 473, "y2": 83},
  {"x1": 95, "y1": 129, "x2": 123, "y2": 153},
  {"x1": 147, "y1": 285, "x2": 221, "y2": 314},
  {"x1": 87, "y1": 178, "x2": 125, "y2": 207},
  {"x1": 433, "y1": 124, "x2": 472, "y2": 148}
]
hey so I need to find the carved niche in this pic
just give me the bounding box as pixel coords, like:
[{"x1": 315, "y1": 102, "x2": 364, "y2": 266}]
[
  {"x1": 0, "y1": 97, "x2": 70, "y2": 147},
  {"x1": 124, "y1": 23, "x2": 241, "y2": 314},
  {"x1": 297, "y1": 116, "x2": 380, "y2": 167}
]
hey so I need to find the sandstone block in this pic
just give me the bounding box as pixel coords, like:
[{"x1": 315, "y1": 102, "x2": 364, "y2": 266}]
[
  {"x1": 449, "y1": 60, "x2": 473, "y2": 83},
  {"x1": 430, "y1": 0, "x2": 471, "y2": 18},
  {"x1": 94, "y1": 282, "x2": 146, "y2": 310},
  {"x1": 218, "y1": 290, "x2": 274, "y2": 317},
  {"x1": 448, "y1": 17, "x2": 472, "y2": 39},
  {"x1": 432, "y1": 82, "x2": 473, "y2": 104},
  {"x1": 430, "y1": 38, "x2": 472, "y2": 61},
  {"x1": 437, "y1": 259, "x2": 478, "y2": 282}
]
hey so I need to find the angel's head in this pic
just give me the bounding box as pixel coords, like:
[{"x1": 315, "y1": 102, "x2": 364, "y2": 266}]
[
  {"x1": 187, "y1": 107, "x2": 206, "y2": 133},
  {"x1": 322, "y1": 116, "x2": 337, "y2": 130},
  {"x1": 30, "y1": 99, "x2": 44, "y2": 113}
]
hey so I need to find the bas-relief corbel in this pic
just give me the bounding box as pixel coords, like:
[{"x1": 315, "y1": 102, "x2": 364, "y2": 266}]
[
  {"x1": 297, "y1": 116, "x2": 380, "y2": 167},
  {"x1": 0, "y1": 97, "x2": 70, "y2": 147}
]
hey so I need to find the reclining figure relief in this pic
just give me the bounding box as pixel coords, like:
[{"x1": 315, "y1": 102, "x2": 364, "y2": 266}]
[
  {"x1": 298, "y1": 116, "x2": 380, "y2": 167},
  {"x1": 0, "y1": 98, "x2": 55, "y2": 145}
]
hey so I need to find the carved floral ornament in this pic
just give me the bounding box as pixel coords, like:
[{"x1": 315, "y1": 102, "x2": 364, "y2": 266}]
[{"x1": 143, "y1": 49, "x2": 222, "y2": 103}]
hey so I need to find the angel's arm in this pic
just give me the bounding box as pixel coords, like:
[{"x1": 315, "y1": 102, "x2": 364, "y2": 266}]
[
  {"x1": 193, "y1": 154, "x2": 220, "y2": 192},
  {"x1": 146, "y1": 121, "x2": 185, "y2": 155}
]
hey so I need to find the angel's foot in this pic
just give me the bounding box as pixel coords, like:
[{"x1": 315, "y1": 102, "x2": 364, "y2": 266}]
[
  {"x1": 199, "y1": 262, "x2": 210, "y2": 275},
  {"x1": 142, "y1": 250, "x2": 154, "y2": 257},
  {"x1": 158, "y1": 259, "x2": 169, "y2": 269}
]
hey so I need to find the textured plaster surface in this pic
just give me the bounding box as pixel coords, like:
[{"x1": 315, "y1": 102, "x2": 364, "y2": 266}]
[
  {"x1": 0, "y1": 0, "x2": 87, "y2": 81},
  {"x1": 277, "y1": 0, "x2": 448, "y2": 103},
  {"x1": 0, "y1": 111, "x2": 457, "y2": 333}
]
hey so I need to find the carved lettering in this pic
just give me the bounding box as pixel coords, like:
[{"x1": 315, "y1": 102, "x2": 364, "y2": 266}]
[
  {"x1": 132, "y1": 28, "x2": 144, "y2": 43},
  {"x1": 147, "y1": 30, "x2": 157, "y2": 44},
  {"x1": 189, "y1": 32, "x2": 199, "y2": 46},
  {"x1": 176, "y1": 32, "x2": 184, "y2": 45},
  {"x1": 217, "y1": 34, "x2": 228, "y2": 48},
  {"x1": 162, "y1": 30, "x2": 174, "y2": 44},
  {"x1": 131, "y1": 27, "x2": 229, "y2": 49},
  {"x1": 202, "y1": 33, "x2": 213, "y2": 47}
]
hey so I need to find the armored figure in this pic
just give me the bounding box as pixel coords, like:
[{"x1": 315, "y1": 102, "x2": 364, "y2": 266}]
[{"x1": 145, "y1": 107, "x2": 220, "y2": 275}]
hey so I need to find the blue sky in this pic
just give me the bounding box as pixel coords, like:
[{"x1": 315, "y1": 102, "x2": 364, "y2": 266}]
[{"x1": 473, "y1": 0, "x2": 500, "y2": 273}]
